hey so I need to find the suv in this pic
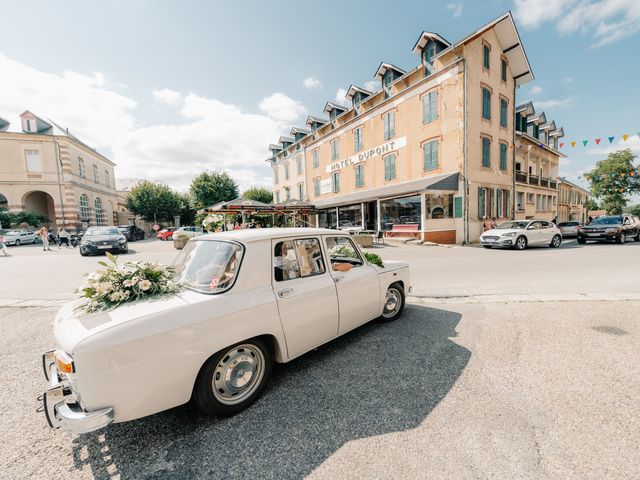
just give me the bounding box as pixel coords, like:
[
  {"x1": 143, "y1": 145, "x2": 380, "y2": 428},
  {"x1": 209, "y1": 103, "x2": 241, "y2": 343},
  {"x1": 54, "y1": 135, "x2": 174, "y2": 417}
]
[
  {"x1": 118, "y1": 225, "x2": 145, "y2": 242},
  {"x1": 173, "y1": 226, "x2": 204, "y2": 238},
  {"x1": 578, "y1": 215, "x2": 640, "y2": 244}
]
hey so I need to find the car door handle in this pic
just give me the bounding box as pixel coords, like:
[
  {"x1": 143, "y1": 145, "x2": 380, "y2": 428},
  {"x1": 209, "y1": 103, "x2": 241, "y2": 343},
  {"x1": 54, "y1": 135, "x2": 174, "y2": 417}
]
[
  {"x1": 277, "y1": 288, "x2": 293, "y2": 298},
  {"x1": 333, "y1": 275, "x2": 345, "y2": 283}
]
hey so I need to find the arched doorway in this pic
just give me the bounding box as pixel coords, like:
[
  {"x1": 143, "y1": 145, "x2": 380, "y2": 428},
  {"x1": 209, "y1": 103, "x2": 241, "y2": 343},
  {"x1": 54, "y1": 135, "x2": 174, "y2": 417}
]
[{"x1": 23, "y1": 191, "x2": 56, "y2": 225}]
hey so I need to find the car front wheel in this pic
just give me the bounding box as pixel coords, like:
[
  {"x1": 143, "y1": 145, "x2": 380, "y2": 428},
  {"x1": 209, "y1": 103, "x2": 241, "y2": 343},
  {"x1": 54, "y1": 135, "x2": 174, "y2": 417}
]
[
  {"x1": 514, "y1": 236, "x2": 527, "y2": 250},
  {"x1": 616, "y1": 232, "x2": 626, "y2": 244},
  {"x1": 193, "y1": 339, "x2": 273, "y2": 417},
  {"x1": 15, "y1": 239, "x2": 21, "y2": 246},
  {"x1": 577, "y1": 237, "x2": 587, "y2": 244},
  {"x1": 550, "y1": 235, "x2": 561, "y2": 248},
  {"x1": 378, "y1": 284, "x2": 405, "y2": 322}
]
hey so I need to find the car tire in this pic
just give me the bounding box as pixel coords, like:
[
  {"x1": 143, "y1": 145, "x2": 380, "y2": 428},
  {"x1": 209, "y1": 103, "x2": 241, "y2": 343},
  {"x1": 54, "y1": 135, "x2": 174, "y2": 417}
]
[
  {"x1": 616, "y1": 232, "x2": 626, "y2": 244},
  {"x1": 32, "y1": 238, "x2": 37, "y2": 244},
  {"x1": 193, "y1": 338, "x2": 273, "y2": 417},
  {"x1": 514, "y1": 235, "x2": 527, "y2": 250},
  {"x1": 550, "y1": 235, "x2": 561, "y2": 248},
  {"x1": 79, "y1": 248, "x2": 88, "y2": 256},
  {"x1": 15, "y1": 239, "x2": 21, "y2": 246},
  {"x1": 577, "y1": 237, "x2": 587, "y2": 244},
  {"x1": 634, "y1": 232, "x2": 640, "y2": 242},
  {"x1": 167, "y1": 235, "x2": 173, "y2": 241},
  {"x1": 377, "y1": 283, "x2": 405, "y2": 322}
]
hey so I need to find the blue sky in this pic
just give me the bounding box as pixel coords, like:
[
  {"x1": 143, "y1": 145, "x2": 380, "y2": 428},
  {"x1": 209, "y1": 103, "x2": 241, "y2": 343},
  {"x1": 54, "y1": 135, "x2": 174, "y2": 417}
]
[{"x1": 0, "y1": 0, "x2": 639, "y2": 192}]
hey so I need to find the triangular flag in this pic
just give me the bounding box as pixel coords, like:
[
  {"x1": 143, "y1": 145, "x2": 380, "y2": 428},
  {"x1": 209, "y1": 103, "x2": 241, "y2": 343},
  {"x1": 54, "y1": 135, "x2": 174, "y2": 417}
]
[
  {"x1": 595, "y1": 138, "x2": 601, "y2": 145},
  {"x1": 623, "y1": 134, "x2": 629, "y2": 141},
  {"x1": 582, "y1": 140, "x2": 588, "y2": 146},
  {"x1": 608, "y1": 136, "x2": 615, "y2": 143},
  {"x1": 559, "y1": 142, "x2": 564, "y2": 148},
  {"x1": 571, "y1": 141, "x2": 576, "y2": 148}
]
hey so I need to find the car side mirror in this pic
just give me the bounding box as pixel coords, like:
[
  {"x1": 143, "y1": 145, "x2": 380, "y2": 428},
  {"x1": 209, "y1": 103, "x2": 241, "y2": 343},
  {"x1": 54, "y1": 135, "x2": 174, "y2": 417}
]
[{"x1": 332, "y1": 262, "x2": 352, "y2": 272}]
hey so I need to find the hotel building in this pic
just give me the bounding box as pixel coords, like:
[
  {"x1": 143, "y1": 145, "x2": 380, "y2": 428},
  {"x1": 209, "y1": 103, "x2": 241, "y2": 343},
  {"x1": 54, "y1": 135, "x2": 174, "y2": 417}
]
[
  {"x1": 0, "y1": 111, "x2": 121, "y2": 231},
  {"x1": 267, "y1": 12, "x2": 537, "y2": 243}
]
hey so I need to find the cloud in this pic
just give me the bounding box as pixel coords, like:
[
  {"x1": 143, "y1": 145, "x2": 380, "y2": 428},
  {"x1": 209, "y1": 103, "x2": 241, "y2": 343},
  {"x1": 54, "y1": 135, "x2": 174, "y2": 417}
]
[
  {"x1": 302, "y1": 76, "x2": 322, "y2": 90},
  {"x1": 563, "y1": 76, "x2": 574, "y2": 83},
  {"x1": 363, "y1": 80, "x2": 379, "y2": 93},
  {"x1": 446, "y1": 1, "x2": 463, "y2": 17},
  {"x1": 0, "y1": 51, "x2": 307, "y2": 192},
  {"x1": 333, "y1": 88, "x2": 349, "y2": 107},
  {"x1": 532, "y1": 98, "x2": 572, "y2": 109},
  {"x1": 529, "y1": 85, "x2": 543, "y2": 95},
  {"x1": 152, "y1": 88, "x2": 183, "y2": 107},
  {"x1": 513, "y1": 0, "x2": 640, "y2": 47}
]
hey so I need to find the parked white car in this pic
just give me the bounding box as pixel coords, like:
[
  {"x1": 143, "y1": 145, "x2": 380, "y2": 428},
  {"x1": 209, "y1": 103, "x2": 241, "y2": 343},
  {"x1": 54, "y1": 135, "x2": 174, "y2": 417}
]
[
  {"x1": 42, "y1": 228, "x2": 410, "y2": 434},
  {"x1": 1, "y1": 229, "x2": 38, "y2": 246},
  {"x1": 557, "y1": 221, "x2": 583, "y2": 238},
  {"x1": 480, "y1": 219, "x2": 562, "y2": 250},
  {"x1": 173, "y1": 226, "x2": 204, "y2": 238}
]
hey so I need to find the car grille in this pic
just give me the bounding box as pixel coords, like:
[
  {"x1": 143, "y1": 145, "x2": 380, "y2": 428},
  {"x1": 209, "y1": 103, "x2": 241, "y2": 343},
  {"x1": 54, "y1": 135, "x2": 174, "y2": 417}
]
[
  {"x1": 98, "y1": 240, "x2": 115, "y2": 245},
  {"x1": 586, "y1": 229, "x2": 606, "y2": 233},
  {"x1": 483, "y1": 236, "x2": 499, "y2": 241}
]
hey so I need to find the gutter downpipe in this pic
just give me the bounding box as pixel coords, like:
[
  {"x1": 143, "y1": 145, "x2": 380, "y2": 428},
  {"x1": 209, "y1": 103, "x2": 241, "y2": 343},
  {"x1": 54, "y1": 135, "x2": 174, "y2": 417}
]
[
  {"x1": 53, "y1": 138, "x2": 67, "y2": 228},
  {"x1": 463, "y1": 57, "x2": 469, "y2": 244}
]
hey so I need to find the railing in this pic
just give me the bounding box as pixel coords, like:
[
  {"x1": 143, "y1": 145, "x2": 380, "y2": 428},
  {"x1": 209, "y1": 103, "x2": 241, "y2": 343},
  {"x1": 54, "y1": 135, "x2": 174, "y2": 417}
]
[
  {"x1": 540, "y1": 177, "x2": 549, "y2": 188},
  {"x1": 515, "y1": 170, "x2": 528, "y2": 183},
  {"x1": 528, "y1": 174, "x2": 539, "y2": 186},
  {"x1": 549, "y1": 180, "x2": 557, "y2": 189}
]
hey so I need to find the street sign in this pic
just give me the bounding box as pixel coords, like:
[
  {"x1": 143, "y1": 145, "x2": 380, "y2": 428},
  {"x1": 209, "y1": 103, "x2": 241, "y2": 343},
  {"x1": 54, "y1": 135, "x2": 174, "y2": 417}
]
[{"x1": 152, "y1": 224, "x2": 160, "y2": 231}]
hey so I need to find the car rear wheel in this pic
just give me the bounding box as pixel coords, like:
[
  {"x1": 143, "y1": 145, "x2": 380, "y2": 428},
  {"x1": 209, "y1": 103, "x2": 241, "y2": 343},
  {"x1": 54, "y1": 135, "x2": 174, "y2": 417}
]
[
  {"x1": 577, "y1": 237, "x2": 587, "y2": 244},
  {"x1": 378, "y1": 284, "x2": 405, "y2": 322},
  {"x1": 194, "y1": 339, "x2": 272, "y2": 417},
  {"x1": 634, "y1": 231, "x2": 640, "y2": 242},
  {"x1": 550, "y1": 235, "x2": 561, "y2": 248},
  {"x1": 514, "y1": 236, "x2": 527, "y2": 250},
  {"x1": 15, "y1": 239, "x2": 21, "y2": 246},
  {"x1": 616, "y1": 232, "x2": 626, "y2": 244}
]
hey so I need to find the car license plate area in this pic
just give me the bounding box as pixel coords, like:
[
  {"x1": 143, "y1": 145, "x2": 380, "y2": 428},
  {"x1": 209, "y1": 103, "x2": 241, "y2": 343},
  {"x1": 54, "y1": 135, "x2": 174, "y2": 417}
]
[{"x1": 587, "y1": 233, "x2": 601, "y2": 237}]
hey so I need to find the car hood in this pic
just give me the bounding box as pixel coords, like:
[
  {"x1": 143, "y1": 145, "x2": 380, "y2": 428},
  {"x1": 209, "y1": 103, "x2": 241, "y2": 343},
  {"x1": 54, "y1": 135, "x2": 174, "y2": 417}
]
[
  {"x1": 481, "y1": 228, "x2": 522, "y2": 236},
  {"x1": 53, "y1": 295, "x2": 189, "y2": 353},
  {"x1": 582, "y1": 224, "x2": 620, "y2": 230},
  {"x1": 83, "y1": 234, "x2": 124, "y2": 242}
]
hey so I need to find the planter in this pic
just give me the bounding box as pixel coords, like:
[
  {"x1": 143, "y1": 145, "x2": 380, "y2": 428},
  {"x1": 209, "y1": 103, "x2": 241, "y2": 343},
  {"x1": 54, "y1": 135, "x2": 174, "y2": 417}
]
[
  {"x1": 352, "y1": 235, "x2": 373, "y2": 248},
  {"x1": 173, "y1": 237, "x2": 189, "y2": 250}
]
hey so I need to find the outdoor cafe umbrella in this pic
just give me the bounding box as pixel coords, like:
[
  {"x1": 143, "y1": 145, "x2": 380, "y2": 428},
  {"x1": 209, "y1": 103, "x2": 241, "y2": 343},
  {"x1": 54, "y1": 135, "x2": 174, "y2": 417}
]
[
  {"x1": 271, "y1": 199, "x2": 318, "y2": 226},
  {"x1": 198, "y1": 197, "x2": 273, "y2": 226}
]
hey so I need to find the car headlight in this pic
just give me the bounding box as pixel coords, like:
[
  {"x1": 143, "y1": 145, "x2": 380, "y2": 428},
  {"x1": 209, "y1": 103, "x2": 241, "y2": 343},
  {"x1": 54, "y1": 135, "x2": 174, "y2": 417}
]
[
  {"x1": 502, "y1": 232, "x2": 517, "y2": 237},
  {"x1": 82, "y1": 240, "x2": 94, "y2": 246},
  {"x1": 117, "y1": 236, "x2": 127, "y2": 243},
  {"x1": 605, "y1": 228, "x2": 618, "y2": 233}
]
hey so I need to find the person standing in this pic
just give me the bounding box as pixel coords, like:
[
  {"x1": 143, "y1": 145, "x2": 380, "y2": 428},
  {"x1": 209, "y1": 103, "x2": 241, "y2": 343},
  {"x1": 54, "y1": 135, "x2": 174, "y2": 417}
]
[
  {"x1": 38, "y1": 226, "x2": 50, "y2": 251},
  {"x1": 58, "y1": 226, "x2": 70, "y2": 248},
  {"x1": 0, "y1": 234, "x2": 9, "y2": 256},
  {"x1": 483, "y1": 216, "x2": 492, "y2": 232},
  {"x1": 490, "y1": 217, "x2": 498, "y2": 229}
]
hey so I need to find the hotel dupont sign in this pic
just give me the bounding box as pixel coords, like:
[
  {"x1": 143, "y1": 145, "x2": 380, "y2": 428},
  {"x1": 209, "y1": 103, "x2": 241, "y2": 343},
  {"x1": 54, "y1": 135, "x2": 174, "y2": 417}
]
[{"x1": 325, "y1": 136, "x2": 407, "y2": 173}]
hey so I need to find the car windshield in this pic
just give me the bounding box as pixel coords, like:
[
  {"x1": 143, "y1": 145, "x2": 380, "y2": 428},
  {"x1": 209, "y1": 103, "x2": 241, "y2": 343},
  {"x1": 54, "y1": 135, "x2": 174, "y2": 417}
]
[
  {"x1": 558, "y1": 222, "x2": 577, "y2": 227},
  {"x1": 591, "y1": 216, "x2": 622, "y2": 225},
  {"x1": 85, "y1": 227, "x2": 120, "y2": 236},
  {"x1": 172, "y1": 240, "x2": 243, "y2": 294},
  {"x1": 496, "y1": 221, "x2": 529, "y2": 230},
  {"x1": 5, "y1": 230, "x2": 21, "y2": 235}
]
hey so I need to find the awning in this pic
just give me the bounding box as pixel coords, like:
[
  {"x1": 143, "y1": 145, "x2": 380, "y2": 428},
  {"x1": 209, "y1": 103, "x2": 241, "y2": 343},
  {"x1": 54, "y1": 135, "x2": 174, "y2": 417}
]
[{"x1": 314, "y1": 172, "x2": 459, "y2": 209}]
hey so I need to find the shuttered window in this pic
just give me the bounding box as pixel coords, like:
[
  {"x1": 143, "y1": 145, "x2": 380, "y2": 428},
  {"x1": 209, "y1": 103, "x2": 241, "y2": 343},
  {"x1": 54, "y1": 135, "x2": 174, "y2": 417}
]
[
  {"x1": 500, "y1": 98, "x2": 508, "y2": 128},
  {"x1": 312, "y1": 149, "x2": 319, "y2": 168},
  {"x1": 331, "y1": 139, "x2": 339, "y2": 161},
  {"x1": 423, "y1": 91, "x2": 438, "y2": 124},
  {"x1": 482, "y1": 137, "x2": 491, "y2": 167},
  {"x1": 501, "y1": 59, "x2": 507, "y2": 81},
  {"x1": 384, "y1": 154, "x2": 396, "y2": 181},
  {"x1": 355, "y1": 164, "x2": 364, "y2": 187},
  {"x1": 354, "y1": 128, "x2": 363, "y2": 152},
  {"x1": 483, "y1": 44, "x2": 490, "y2": 69},
  {"x1": 482, "y1": 88, "x2": 491, "y2": 120},
  {"x1": 500, "y1": 143, "x2": 508, "y2": 171},
  {"x1": 383, "y1": 111, "x2": 395, "y2": 140},
  {"x1": 423, "y1": 140, "x2": 439, "y2": 171},
  {"x1": 313, "y1": 178, "x2": 320, "y2": 196},
  {"x1": 332, "y1": 172, "x2": 340, "y2": 192}
]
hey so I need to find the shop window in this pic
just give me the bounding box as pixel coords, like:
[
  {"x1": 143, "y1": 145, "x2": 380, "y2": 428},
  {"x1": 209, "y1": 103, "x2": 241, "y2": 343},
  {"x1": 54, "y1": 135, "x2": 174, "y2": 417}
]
[
  {"x1": 318, "y1": 208, "x2": 337, "y2": 229},
  {"x1": 338, "y1": 204, "x2": 362, "y2": 229},
  {"x1": 383, "y1": 111, "x2": 395, "y2": 140},
  {"x1": 384, "y1": 153, "x2": 396, "y2": 180},
  {"x1": 423, "y1": 140, "x2": 439, "y2": 171},
  {"x1": 423, "y1": 91, "x2": 438, "y2": 124},
  {"x1": 274, "y1": 238, "x2": 325, "y2": 282},
  {"x1": 482, "y1": 137, "x2": 491, "y2": 167},
  {"x1": 482, "y1": 88, "x2": 491, "y2": 120},
  {"x1": 380, "y1": 195, "x2": 420, "y2": 231},
  {"x1": 355, "y1": 164, "x2": 364, "y2": 187}
]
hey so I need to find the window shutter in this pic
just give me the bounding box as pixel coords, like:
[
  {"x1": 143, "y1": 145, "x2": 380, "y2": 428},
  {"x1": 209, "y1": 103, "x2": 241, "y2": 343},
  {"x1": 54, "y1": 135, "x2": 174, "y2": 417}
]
[
  {"x1": 433, "y1": 141, "x2": 438, "y2": 169},
  {"x1": 389, "y1": 112, "x2": 395, "y2": 137},
  {"x1": 490, "y1": 188, "x2": 496, "y2": 217},
  {"x1": 431, "y1": 92, "x2": 438, "y2": 121},
  {"x1": 478, "y1": 187, "x2": 484, "y2": 219}
]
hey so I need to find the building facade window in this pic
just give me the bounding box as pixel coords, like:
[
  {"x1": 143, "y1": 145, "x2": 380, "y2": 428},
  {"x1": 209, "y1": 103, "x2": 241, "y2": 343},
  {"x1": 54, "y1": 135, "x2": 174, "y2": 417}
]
[
  {"x1": 296, "y1": 157, "x2": 302, "y2": 175},
  {"x1": 284, "y1": 163, "x2": 289, "y2": 181},
  {"x1": 482, "y1": 88, "x2": 491, "y2": 120},
  {"x1": 79, "y1": 194, "x2": 90, "y2": 221},
  {"x1": 312, "y1": 149, "x2": 319, "y2": 168},
  {"x1": 274, "y1": 167, "x2": 279, "y2": 184},
  {"x1": 500, "y1": 98, "x2": 508, "y2": 128},
  {"x1": 24, "y1": 149, "x2": 42, "y2": 172},
  {"x1": 423, "y1": 140, "x2": 439, "y2": 171},
  {"x1": 355, "y1": 164, "x2": 364, "y2": 187},
  {"x1": 332, "y1": 172, "x2": 340, "y2": 192},
  {"x1": 104, "y1": 170, "x2": 111, "y2": 188},
  {"x1": 423, "y1": 91, "x2": 438, "y2": 124},
  {"x1": 78, "y1": 158, "x2": 86, "y2": 178},
  {"x1": 297, "y1": 183, "x2": 304, "y2": 200},
  {"x1": 93, "y1": 164, "x2": 99, "y2": 183},
  {"x1": 483, "y1": 44, "x2": 490, "y2": 70},
  {"x1": 380, "y1": 195, "x2": 420, "y2": 231},
  {"x1": 275, "y1": 191, "x2": 280, "y2": 203},
  {"x1": 383, "y1": 70, "x2": 394, "y2": 98},
  {"x1": 383, "y1": 111, "x2": 395, "y2": 140},
  {"x1": 499, "y1": 143, "x2": 508, "y2": 171},
  {"x1": 516, "y1": 191, "x2": 525, "y2": 211},
  {"x1": 501, "y1": 59, "x2": 507, "y2": 81},
  {"x1": 94, "y1": 197, "x2": 105, "y2": 226},
  {"x1": 285, "y1": 187, "x2": 291, "y2": 201},
  {"x1": 482, "y1": 137, "x2": 491, "y2": 167},
  {"x1": 423, "y1": 43, "x2": 436, "y2": 74},
  {"x1": 313, "y1": 178, "x2": 320, "y2": 196},
  {"x1": 353, "y1": 127, "x2": 363, "y2": 152},
  {"x1": 331, "y1": 139, "x2": 339, "y2": 161},
  {"x1": 384, "y1": 153, "x2": 396, "y2": 181}
]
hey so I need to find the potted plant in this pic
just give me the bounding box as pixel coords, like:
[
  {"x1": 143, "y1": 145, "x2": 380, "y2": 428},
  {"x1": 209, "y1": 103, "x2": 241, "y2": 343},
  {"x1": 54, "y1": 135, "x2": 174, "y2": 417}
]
[{"x1": 173, "y1": 233, "x2": 190, "y2": 250}]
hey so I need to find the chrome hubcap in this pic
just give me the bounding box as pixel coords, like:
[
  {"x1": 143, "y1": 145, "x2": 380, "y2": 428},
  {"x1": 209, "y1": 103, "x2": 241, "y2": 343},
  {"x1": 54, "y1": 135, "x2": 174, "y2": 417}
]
[
  {"x1": 518, "y1": 238, "x2": 526, "y2": 249},
  {"x1": 382, "y1": 288, "x2": 401, "y2": 318},
  {"x1": 212, "y1": 344, "x2": 264, "y2": 405}
]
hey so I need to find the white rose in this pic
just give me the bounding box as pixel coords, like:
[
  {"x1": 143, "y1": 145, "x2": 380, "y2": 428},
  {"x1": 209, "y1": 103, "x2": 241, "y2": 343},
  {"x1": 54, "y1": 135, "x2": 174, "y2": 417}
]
[{"x1": 139, "y1": 280, "x2": 152, "y2": 291}]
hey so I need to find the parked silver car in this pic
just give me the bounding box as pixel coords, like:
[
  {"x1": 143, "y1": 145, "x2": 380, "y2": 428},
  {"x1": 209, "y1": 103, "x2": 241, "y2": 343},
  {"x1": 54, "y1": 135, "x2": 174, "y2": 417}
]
[
  {"x1": 2, "y1": 229, "x2": 38, "y2": 246},
  {"x1": 557, "y1": 221, "x2": 583, "y2": 237}
]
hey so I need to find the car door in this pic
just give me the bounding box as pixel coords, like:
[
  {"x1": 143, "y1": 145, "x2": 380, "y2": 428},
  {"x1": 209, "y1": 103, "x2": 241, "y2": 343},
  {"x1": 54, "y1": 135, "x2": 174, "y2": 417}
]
[
  {"x1": 539, "y1": 221, "x2": 555, "y2": 244},
  {"x1": 525, "y1": 221, "x2": 543, "y2": 244},
  {"x1": 324, "y1": 235, "x2": 381, "y2": 335},
  {"x1": 272, "y1": 237, "x2": 339, "y2": 359}
]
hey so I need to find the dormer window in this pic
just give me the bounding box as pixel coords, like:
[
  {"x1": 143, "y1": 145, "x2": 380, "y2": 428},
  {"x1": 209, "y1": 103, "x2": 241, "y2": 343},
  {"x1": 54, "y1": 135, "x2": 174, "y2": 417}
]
[
  {"x1": 383, "y1": 70, "x2": 394, "y2": 98},
  {"x1": 346, "y1": 86, "x2": 372, "y2": 116},
  {"x1": 374, "y1": 63, "x2": 406, "y2": 100},
  {"x1": 422, "y1": 43, "x2": 436, "y2": 75}
]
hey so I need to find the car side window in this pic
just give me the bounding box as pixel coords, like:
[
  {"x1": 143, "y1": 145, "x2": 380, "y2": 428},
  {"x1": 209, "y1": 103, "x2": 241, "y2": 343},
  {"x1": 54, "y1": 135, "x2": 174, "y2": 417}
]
[
  {"x1": 274, "y1": 238, "x2": 325, "y2": 282},
  {"x1": 528, "y1": 221, "x2": 541, "y2": 230},
  {"x1": 541, "y1": 221, "x2": 551, "y2": 228},
  {"x1": 325, "y1": 236, "x2": 364, "y2": 268}
]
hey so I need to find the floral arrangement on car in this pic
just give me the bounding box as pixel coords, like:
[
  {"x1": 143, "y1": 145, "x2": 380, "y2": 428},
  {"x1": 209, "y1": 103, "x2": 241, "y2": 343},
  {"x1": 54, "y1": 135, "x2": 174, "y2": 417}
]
[
  {"x1": 329, "y1": 245, "x2": 384, "y2": 268},
  {"x1": 76, "y1": 252, "x2": 180, "y2": 313}
]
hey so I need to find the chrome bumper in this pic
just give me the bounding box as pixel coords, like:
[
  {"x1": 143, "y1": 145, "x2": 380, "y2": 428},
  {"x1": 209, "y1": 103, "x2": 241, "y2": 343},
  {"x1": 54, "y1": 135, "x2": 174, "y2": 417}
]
[{"x1": 41, "y1": 350, "x2": 114, "y2": 434}]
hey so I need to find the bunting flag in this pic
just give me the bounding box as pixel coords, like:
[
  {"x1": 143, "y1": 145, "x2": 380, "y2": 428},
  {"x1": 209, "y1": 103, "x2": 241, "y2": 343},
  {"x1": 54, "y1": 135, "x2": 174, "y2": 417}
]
[
  {"x1": 595, "y1": 138, "x2": 601, "y2": 145},
  {"x1": 559, "y1": 142, "x2": 564, "y2": 148},
  {"x1": 571, "y1": 141, "x2": 576, "y2": 148},
  {"x1": 623, "y1": 134, "x2": 629, "y2": 141},
  {"x1": 582, "y1": 140, "x2": 588, "y2": 146},
  {"x1": 608, "y1": 136, "x2": 615, "y2": 143}
]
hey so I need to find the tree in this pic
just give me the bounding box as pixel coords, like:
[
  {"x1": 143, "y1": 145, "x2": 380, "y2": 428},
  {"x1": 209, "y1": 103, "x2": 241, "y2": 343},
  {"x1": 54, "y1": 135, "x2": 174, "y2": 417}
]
[
  {"x1": 0, "y1": 208, "x2": 49, "y2": 228},
  {"x1": 243, "y1": 187, "x2": 273, "y2": 204},
  {"x1": 189, "y1": 171, "x2": 239, "y2": 209},
  {"x1": 125, "y1": 181, "x2": 183, "y2": 224},
  {"x1": 585, "y1": 197, "x2": 600, "y2": 212},
  {"x1": 585, "y1": 149, "x2": 639, "y2": 215},
  {"x1": 179, "y1": 193, "x2": 197, "y2": 226},
  {"x1": 624, "y1": 204, "x2": 640, "y2": 217}
]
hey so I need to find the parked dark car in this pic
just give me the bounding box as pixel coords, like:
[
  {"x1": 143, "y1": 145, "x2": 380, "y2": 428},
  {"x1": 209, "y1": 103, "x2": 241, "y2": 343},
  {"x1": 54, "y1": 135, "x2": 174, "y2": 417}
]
[
  {"x1": 118, "y1": 225, "x2": 145, "y2": 241},
  {"x1": 79, "y1": 227, "x2": 128, "y2": 256},
  {"x1": 577, "y1": 215, "x2": 640, "y2": 244}
]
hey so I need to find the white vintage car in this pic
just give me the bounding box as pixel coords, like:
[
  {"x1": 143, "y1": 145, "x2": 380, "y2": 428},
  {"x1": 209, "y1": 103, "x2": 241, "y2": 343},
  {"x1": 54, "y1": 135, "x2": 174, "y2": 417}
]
[{"x1": 42, "y1": 228, "x2": 410, "y2": 434}]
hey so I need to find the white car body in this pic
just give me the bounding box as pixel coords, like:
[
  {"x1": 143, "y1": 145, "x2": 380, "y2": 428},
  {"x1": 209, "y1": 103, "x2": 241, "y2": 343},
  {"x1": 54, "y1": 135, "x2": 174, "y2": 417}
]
[
  {"x1": 557, "y1": 221, "x2": 582, "y2": 237},
  {"x1": 42, "y1": 228, "x2": 410, "y2": 434},
  {"x1": 173, "y1": 226, "x2": 204, "y2": 238},
  {"x1": 480, "y1": 219, "x2": 562, "y2": 249},
  {"x1": 2, "y1": 229, "x2": 37, "y2": 245}
]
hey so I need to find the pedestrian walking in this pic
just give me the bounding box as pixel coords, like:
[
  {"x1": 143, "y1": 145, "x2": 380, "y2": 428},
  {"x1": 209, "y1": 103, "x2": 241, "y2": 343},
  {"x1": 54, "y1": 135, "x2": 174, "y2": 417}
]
[
  {"x1": 58, "y1": 226, "x2": 70, "y2": 248},
  {"x1": 38, "y1": 226, "x2": 50, "y2": 251},
  {"x1": 0, "y1": 234, "x2": 9, "y2": 256}
]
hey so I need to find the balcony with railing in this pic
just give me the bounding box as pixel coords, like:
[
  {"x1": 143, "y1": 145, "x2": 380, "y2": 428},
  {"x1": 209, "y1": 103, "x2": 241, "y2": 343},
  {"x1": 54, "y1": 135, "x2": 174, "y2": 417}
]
[
  {"x1": 549, "y1": 179, "x2": 557, "y2": 189},
  {"x1": 528, "y1": 174, "x2": 539, "y2": 186},
  {"x1": 540, "y1": 177, "x2": 549, "y2": 188},
  {"x1": 515, "y1": 170, "x2": 527, "y2": 183}
]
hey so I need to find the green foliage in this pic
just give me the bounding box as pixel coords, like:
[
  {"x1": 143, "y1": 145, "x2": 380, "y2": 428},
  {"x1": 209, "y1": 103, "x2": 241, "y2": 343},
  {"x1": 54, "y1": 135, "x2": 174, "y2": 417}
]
[
  {"x1": 125, "y1": 181, "x2": 184, "y2": 224},
  {"x1": 585, "y1": 197, "x2": 600, "y2": 212},
  {"x1": 189, "y1": 171, "x2": 239, "y2": 209},
  {"x1": 0, "y1": 208, "x2": 49, "y2": 228},
  {"x1": 585, "y1": 149, "x2": 639, "y2": 215},
  {"x1": 363, "y1": 252, "x2": 384, "y2": 268},
  {"x1": 179, "y1": 193, "x2": 197, "y2": 226},
  {"x1": 624, "y1": 203, "x2": 640, "y2": 217},
  {"x1": 243, "y1": 187, "x2": 273, "y2": 204}
]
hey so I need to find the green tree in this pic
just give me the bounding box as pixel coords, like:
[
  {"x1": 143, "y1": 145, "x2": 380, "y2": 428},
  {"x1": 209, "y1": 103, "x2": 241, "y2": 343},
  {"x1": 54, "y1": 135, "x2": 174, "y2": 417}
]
[
  {"x1": 624, "y1": 203, "x2": 640, "y2": 217},
  {"x1": 243, "y1": 187, "x2": 273, "y2": 204},
  {"x1": 0, "y1": 208, "x2": 49, "y2": 228},
  {"x1": 585, "y1": 149, "x2": 639, "y2": 215},
  {"x1": 189, "y1": 171, "x2": 239, "y2": 209},
  {"x1": 179, "y1": 193, "x2": 197, "y2": 226},
  {"x1": 125, "y1": 180, "x2": 183, "y2": 224},
  {"x1": 585, "y1": 197, "x2": 600, "y2": 212}
]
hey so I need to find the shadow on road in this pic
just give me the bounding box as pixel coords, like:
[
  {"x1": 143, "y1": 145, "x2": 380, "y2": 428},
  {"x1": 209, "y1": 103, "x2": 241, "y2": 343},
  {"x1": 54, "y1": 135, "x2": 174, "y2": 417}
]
[{"x1": 71, "y1": 305, "x2": 469, "y2": 479}]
